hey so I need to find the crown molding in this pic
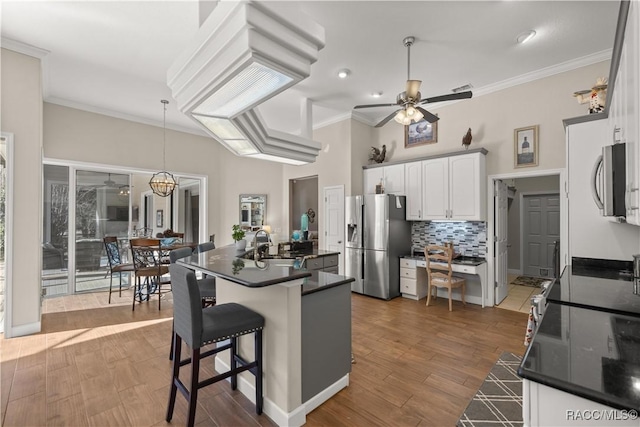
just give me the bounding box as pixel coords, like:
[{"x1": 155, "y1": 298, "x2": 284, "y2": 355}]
[
  {"x1": 1, "y1": 37, "x2": 49, "y2": 58},
  {"x1": 44, "y1": 98, "x2": 209, "y2": 137},
  {"x1": 473, "y1": 49, "x2": 612, "y2": 98}
]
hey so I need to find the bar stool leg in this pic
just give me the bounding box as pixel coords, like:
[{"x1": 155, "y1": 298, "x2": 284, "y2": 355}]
[
  {"x1": 166, "y1": 333, "x2": 181, "y2": 422},
  {"x1": 230, "y1": 337, "x2": 238, "y2": 390},
  {"x1": 255, "y1": 330, "x2": 263, "y2": 415},
  {"x1": 187, "y1": 348, "x2": 200, "y2": 427}
]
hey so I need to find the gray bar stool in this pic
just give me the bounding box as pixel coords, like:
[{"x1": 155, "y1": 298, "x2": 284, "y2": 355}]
[{"x1": 167, "y1": 264, "x2": 265, "y2": 427}]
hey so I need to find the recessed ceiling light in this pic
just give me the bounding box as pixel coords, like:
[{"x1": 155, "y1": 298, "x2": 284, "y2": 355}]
[
  {"x1": 371, "y1": 92, "x2": 383, "y2": 98},
  {"x1": 516, "y1": 30, "x2": 536, "y2": 44},
  {"x1": 337, "y1": 68, "x2": 351, "y2": 79}
]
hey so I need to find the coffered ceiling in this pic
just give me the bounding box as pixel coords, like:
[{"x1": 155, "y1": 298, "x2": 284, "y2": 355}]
[{"x1": 1, "y1": 1, "x2": 619, "y2": 136}]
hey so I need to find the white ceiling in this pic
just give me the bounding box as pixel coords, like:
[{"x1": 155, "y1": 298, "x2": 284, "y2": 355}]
[{"x1": 1, "y1": 1, "x2": 620, "y2": 137}]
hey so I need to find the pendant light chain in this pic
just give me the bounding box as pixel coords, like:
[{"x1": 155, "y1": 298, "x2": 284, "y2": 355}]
[
  {"x1": 162, "y1": 99, "x2": 168, "y2": 171},
  {"x1": 149, "y1": 99, "x2": 177, "y2": 197}
]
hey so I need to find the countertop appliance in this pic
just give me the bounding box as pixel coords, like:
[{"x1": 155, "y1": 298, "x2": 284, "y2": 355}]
[
  {"x1": 591, "y1": 142, "x2": 626, "y2": 218},
  {"x1": 345, "y1": 194, "x2": 411, "y2": 299}
]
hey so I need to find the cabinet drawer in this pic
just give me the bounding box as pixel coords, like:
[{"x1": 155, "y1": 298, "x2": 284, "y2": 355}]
[
  {"x1": 400, "y1": 277, "x2": 417, "y2": 295},
  {"x1": 323, "y1": 255, "x2": 339, "y2": 268},
  {"x1": 400, "y1": 267, "x2": 416, "y2": 279},
  {"x1": 400, "y1": 258, "x2": 416, "y2": 268},
  {"x1": 305, "y1": 258, "x2": 324, "y2": 270},
  {"x1": 324, "y1": 266, "x2": 339, "y2": 274},
  {"x1": 453, "y1": 265, "x2": 476, "y2": 274}
]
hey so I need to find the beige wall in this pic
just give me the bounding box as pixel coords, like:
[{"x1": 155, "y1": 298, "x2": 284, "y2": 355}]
[
  {"x1": 282, "y1": 118, "x2": 352, "y2": 243},
  {"x1": 1, "y1": 49, "x2": 43, "y2": 335},
  {"x1": 507, "y1": 175, "x2": 561, "y2": 271},
  {"x1": 372, "y1": 61, "x2": 611, "y2": 175},
  {"x1": 43, "y1": 103, "x2": 284, "y2": 247},
  {"x1": 350, "y1": 119, "x2": 374, "y2": 196}
]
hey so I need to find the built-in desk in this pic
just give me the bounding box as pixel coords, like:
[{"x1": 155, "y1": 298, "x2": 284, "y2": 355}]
[{"x1": 401, "y1": 256, "x2": 488, "y2": 307}]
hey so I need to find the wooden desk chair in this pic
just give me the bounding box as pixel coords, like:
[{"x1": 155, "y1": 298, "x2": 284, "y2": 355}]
[
  {"x1": 103, "y1": 236, "x2": 135, "y2": 304},
  {"x1": 425, "y1": 244, "x2": 466, "y2": 311},
  {"x1": 130, "y1": 238, "x2": 170, "y2": 311}
]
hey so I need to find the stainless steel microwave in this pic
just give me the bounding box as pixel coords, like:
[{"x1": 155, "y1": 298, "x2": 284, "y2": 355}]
[{"x1": 591, "y1": 143, "x2": 626, "y2": 217}]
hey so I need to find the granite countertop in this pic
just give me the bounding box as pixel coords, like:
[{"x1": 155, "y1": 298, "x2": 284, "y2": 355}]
[
  {"x1": 403, "y1": 255, "x2": 487, "y2": 266},
  {"x1": 177, "y1": 244, "x2": 350, "y2": 290},
  {"x1": 518, "y1": 301, "x2": 640, "y2": 411}
]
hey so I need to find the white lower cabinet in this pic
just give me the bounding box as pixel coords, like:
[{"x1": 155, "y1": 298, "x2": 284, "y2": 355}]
[
  {"x1": 523, "y1": 380, "x2": 639, "y2": 426},
  {"x1": 399, "y1": 258, "x2": 427, "y2": 300}
]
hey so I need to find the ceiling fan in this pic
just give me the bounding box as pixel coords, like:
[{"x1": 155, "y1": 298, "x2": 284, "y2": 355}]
[{"x1": 354, "y1": 36, "x2": 473, "y2": 128}]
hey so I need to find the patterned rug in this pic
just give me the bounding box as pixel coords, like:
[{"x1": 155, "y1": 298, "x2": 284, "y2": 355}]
[
  {"x1": 456, "y1": 352, "x2": 523, "y2": 427},
  {"x1": 510, "y1": 275, "x2": 548, "y2": 288}
]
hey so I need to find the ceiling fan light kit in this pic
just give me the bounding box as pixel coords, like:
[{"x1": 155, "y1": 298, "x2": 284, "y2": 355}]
[
  {"x1": 149, "y1": 99, "x2": 177, "y2": 197},
  {"x1": 353, "y1": 35, "x2": 473, "y2": 128},
  {"x1": 167, "y1": 1, "x2": 325, "y2": 165}
]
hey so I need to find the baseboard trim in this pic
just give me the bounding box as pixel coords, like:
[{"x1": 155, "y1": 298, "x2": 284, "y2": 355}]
[
  {"x1": 7, "y1": 321, "x2": 41, "y2": 338},
  {"x1": 304, "y1": 374, "x2": 349, "y2": 414},
  {"x1": 215, "y1": 357, "x2": 306, "y2": 427}
]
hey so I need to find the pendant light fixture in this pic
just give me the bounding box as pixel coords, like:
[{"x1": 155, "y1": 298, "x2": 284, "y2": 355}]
[{"x1": 149, "y1": 99, "x2": 177, "y2": 197}]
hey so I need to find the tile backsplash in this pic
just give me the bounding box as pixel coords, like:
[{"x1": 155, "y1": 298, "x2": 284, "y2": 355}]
[{"x1": 411, "y1": 221, "x2": 487, "y2": 257}]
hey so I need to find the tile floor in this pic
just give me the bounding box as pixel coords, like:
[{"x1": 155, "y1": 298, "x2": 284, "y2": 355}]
[{"x1": 496, "y1": 274, "x2": 544, "y2": 313}]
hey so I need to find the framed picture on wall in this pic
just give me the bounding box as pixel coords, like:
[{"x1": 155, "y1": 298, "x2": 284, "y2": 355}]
[
  {"x1": 514, "y1": 125, "x2": 539, "y2": 168},
  {"x1": 156, "y1": 210, "x2": 163, "y2": 228},
  {"x1": 405, "y1": 119, "x2": 438, "y2": 147}
]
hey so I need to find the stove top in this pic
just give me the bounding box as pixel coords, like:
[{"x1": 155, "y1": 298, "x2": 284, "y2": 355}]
[{"x1": 547, "y1": 257, "x2": 639, "y2": 317}]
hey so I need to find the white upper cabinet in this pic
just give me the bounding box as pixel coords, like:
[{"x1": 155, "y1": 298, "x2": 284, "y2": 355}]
[
  {"x1": 449, "y1": 154, "x2": 485, "y2": 220},
  {"x1": 404, "y1": 161, "x2": 423, "y2": 220},
  {"x1": 363, "y1": 164, "x2": 405, "y2": 195},
  {"x1": 403, "y1": 151, "x2": 486, "y2": 221},
  {"x1": 623, "y1": 1, "x2": 640, "y2": 225},
  {"x1": 422, "y1": 158, "x2": 449, "y2": 219}
]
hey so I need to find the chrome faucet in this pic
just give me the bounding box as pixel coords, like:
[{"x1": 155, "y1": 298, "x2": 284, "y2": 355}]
[{"x1": 253, "y1": 228, "x2": 272, "y2": 260}]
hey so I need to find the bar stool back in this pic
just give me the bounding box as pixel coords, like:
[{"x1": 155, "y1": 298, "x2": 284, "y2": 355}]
[{"x1": 167, "y1": 264, "x2": 265, "y2": 427}]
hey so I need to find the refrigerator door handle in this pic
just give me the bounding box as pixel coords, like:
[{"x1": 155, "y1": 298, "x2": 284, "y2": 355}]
[{"x1": 361, "y1": 250, "x2": 365, "y2": 280}]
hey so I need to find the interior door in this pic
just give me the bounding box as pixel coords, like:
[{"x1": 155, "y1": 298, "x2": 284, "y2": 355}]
[
  {"x1": 523, "y1": 193, "x2": 560, "y2": 278},
  {"x1": 495, "y1": 180, "x2": 509, "y2": 304},
  {"x1": 323, "y1": 185, "x2": 344, "y2": 274}
]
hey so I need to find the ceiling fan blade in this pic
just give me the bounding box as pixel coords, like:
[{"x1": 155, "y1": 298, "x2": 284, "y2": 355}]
[
  {"x1": 354, "y1": 102, "x2": 398, "y2": 109},
  {"x1": 415, "y1": 106, "x2": 439, "y2": 123},
  {"x1": 406, "y1": 80, "x2": 422, "y2": 99},
  {"x1": 375, "y1": 110, "x2": 401, "y2": 128},
  {"x1": 420, "y1": 91, "x2": 473, "y2": 104}
]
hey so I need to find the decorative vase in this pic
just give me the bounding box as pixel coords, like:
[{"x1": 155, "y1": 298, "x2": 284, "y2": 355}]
[{"x1": 235, "y1": 239, "x2": 247, "y2": 251}]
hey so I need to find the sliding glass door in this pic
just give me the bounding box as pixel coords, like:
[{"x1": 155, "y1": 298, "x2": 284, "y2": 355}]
[{"x1": 74, "y1": 170, "x2": 130, "y2": 293}]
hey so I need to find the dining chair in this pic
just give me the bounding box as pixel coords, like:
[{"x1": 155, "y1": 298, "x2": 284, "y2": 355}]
[
  {"x1": 166, "y1": 264, "x2": 264, "y2": 427},
  {"x1": 103, "y1": 236, "x2": 135, "y2": 304},
  {"x1": 425, "y1": 244, "x2": 466, "y2": 311},
  {"x1": 130, "y1": 238, "x2": 171, "y2": 310},
  {"x1": 135, "y1": 227, "x2": 154, "y2": 238}
]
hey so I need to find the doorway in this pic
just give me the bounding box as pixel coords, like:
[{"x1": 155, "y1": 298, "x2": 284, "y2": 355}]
[
  {"x1": 290, "y1": 176, "x2": 318, "y2": 244},
  {"x1": 487, "y1": 170, "x2": 566, "y2": 311}
]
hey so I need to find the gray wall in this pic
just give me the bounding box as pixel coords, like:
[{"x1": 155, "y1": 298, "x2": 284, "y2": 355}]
[{"x1": 507, "y1": 175, "x2": 560, "y2": 272}]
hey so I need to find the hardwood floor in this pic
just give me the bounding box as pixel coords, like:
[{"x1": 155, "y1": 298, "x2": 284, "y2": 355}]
[{"x1": 1, "y1": 289, "x2": 527, "y2": 426}]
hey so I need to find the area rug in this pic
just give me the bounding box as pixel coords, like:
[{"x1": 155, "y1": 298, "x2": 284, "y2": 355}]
[
  {"x1": 510, "y1": 275, "x2": 548, "y2": 288},
  {"x1": 456, "y1": 352, "x2": 523, "y2": 427}
]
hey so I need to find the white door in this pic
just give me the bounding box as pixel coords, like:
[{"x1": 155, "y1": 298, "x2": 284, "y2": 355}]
[
  {"x1": 324, "y1": 185, "x2": 345, "y2": 274},
  {"x1": 495, "y1": 180, "x2": 509, "y2": 304},
  {"x1": 422, "y1": 158, "x2": 448, "y2": 219},
  {"x1": 405, "y1": 162, "x2": 422, "y2": 220}
]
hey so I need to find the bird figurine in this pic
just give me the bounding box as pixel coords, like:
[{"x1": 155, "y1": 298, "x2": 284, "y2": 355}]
[
  {"x1": 462, "y1": 128, "x2": 472, "y2": 150},
  {"x1": 369, "y1": 144, "x2": 386, "y2": 164}
]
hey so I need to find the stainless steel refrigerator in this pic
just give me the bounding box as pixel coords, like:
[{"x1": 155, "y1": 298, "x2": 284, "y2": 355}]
[{"x1": 345, "y1": 194, "x2": 412, "y2": 300}]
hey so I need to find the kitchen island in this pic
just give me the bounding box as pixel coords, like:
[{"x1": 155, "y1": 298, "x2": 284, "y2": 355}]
[{"x1": 177, "y1": 245, "x2": 352, "y2": 427}]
